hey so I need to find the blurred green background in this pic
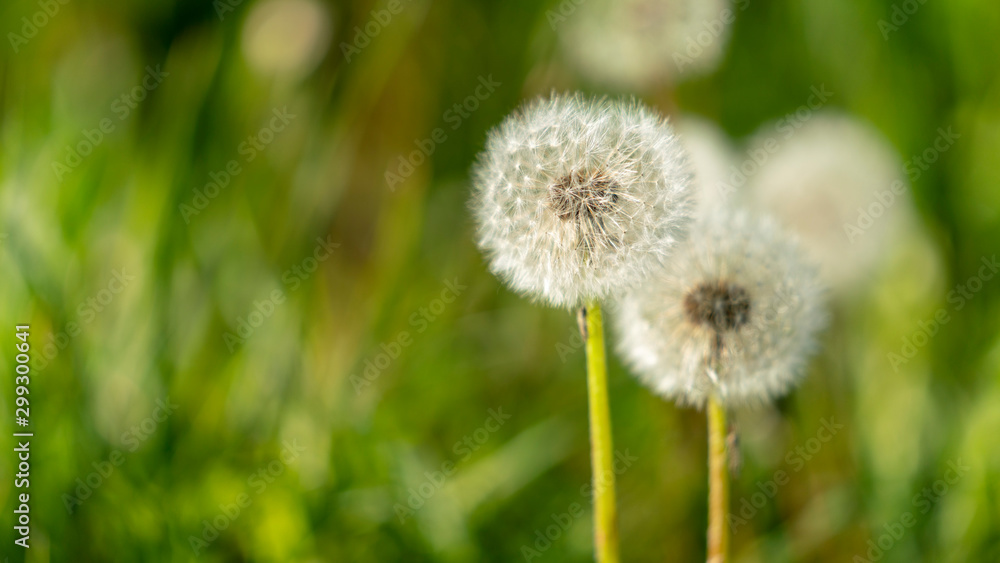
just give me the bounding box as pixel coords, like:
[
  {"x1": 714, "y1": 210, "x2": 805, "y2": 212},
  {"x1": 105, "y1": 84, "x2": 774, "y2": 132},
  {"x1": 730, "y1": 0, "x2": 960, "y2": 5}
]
[{"x1": 1, "y1": 0, "x2": 999, "y2": 561}]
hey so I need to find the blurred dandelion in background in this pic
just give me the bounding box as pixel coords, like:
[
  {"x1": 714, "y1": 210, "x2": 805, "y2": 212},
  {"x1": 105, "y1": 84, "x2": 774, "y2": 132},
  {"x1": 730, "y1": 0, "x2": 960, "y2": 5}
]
[
  {"x1": 559, "y1": 0, "x2": 734, "y2": 90},
  {"x1": 744, "y1": 112, "x2": 913, "y2": 295},
  {"x1": 673, "y1": 115, "x2": 739, "y2": 217},
  {"x1": 241, "y1": 0, "x2": 332, "y2": 79}
]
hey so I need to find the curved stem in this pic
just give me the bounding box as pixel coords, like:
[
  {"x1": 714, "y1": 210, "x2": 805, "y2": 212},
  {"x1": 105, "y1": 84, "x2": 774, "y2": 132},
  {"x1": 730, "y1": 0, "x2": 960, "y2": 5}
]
[
  {"x1": 707, "y1": 394, "x2": 729, "y2": 563},
  {"x1": 583, "y1": 301, "x2": 620, "y2": 563}
]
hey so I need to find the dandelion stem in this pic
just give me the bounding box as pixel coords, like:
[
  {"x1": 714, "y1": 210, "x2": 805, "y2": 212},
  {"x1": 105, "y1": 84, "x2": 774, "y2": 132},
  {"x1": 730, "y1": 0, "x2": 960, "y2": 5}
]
[
  {"x1": 583, "y1": 300, "x2": 620, "y2": 563},
  {"x1": 707, "y1": 393, "x2": 729, "y2": 563}
]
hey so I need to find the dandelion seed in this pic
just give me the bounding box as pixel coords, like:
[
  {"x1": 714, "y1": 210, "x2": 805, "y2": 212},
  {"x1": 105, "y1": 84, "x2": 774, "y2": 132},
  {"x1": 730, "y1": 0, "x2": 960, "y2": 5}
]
[
  {"x1": 471, "y1": 94, "x2": 693, "y2": 308},
  {"x1": 615, "y1": 208, "x2": 827, "y2": 407}
]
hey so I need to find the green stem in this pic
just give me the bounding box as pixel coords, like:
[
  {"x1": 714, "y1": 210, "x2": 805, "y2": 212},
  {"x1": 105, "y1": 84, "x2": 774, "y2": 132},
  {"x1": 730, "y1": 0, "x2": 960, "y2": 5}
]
[
  {"x1": 707, "y1": 394, "x2": 729, "y2": 563},
  {"x1": 583, "y1": 300, "x2": 620, "y2": 563}
]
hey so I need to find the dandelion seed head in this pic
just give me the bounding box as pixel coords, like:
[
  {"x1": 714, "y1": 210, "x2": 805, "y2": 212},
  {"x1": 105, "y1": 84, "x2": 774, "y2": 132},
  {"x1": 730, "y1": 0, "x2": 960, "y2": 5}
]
[
  {"x1": 615, "y1": 208, "x2": 827, "y2": 407},
  {"x1": 471, "y1": 94, "x2": 694, "y2": 308}
]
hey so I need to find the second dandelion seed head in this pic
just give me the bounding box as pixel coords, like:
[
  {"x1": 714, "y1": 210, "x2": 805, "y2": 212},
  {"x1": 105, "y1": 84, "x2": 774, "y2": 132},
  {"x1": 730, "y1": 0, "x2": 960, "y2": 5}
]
[{"x1": 616, "y1": 208, "x2": 827, "y2": 407}]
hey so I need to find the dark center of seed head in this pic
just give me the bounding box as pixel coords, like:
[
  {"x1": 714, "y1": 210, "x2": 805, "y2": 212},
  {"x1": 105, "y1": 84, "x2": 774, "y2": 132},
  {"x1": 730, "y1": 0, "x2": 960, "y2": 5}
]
[
  {"x1": 683, "y1": 281, "x2": 751, "y2": 333},
  {"x1": 548, "y1": 170, "x2": 620, "y2": 221}
]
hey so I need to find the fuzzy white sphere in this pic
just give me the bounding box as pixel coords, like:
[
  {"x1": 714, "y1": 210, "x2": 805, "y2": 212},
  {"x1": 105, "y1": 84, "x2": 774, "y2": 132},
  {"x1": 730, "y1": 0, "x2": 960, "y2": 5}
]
[
  {"x1": 615, "y1": 208, "x2": 827, "y2": 407},
  {"x1": 471, "y1": 94, "x2": 694, "y2": 308}
]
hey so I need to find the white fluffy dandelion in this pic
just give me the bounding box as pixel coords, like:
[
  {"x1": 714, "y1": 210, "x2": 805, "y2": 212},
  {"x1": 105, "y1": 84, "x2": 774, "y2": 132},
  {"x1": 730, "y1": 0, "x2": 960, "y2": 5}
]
[
  {"x1": 615, "y1": 208, "x2": 826, "y2": 407},
  {"x1": 471, "y1": 93, "x2": 693, "y2": 560},
  {"x1": 745, "y1": 112, "x2": 909, "y2": 294},
  {"x1": 559, "y1": 0, "x2": 733, "y2": 90},
  {"x1": 470, "y1": 94, "x2": 694, "y2": 308}
]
